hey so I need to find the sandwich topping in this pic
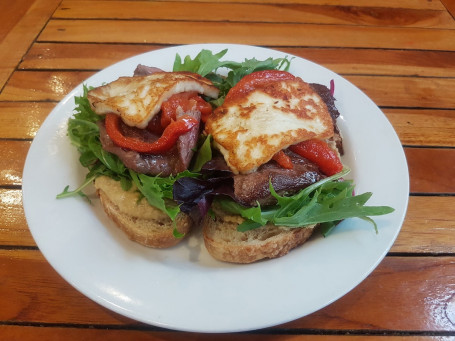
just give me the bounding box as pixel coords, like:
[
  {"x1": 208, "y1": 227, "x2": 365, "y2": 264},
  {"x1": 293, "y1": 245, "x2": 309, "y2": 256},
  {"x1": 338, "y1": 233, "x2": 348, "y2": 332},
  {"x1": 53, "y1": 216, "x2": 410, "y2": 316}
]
[
  {"x1": 205, "y1": 70, "x2": 334, "y2": 174},
  {"x1": 87, "y1": 71, "x2": 219, "y2": 129},
  {"x1": 59, "y1": 48, "x2": 394, "y2": 245},
  {"x1": 87, "y1": 69, "x2": 219, "y2": 176}
]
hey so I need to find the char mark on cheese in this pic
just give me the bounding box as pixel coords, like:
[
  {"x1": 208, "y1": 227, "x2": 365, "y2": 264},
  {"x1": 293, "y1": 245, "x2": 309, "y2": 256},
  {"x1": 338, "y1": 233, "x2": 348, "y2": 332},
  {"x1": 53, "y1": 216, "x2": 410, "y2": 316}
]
[{"x1": 98, "y1": 109, "x2": 201, "y2": 176}]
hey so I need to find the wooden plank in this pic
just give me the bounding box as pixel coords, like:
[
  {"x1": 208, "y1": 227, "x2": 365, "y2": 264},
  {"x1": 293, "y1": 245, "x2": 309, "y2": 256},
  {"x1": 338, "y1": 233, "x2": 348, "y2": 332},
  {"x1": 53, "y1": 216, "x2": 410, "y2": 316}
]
[
  {"x1": 20, "y1": 44, "x2": 455, "y2": 78},
  {"x1": 0, "y1": 102, "x2": 54, "y2": 139},
  {"x1": 20, "y1": 43, "x2": 158, "y2": 71},
  {"x1": 441, "y1": 0, "x2": 455, "y2": 19},
  {"x1": 54, "y1": 0, "x2": 455, "y2": 29},
  {"x1": 1, "y1": 250, "x2": 455, "y2": 332},
  {"x1": 2, "y1": 71, "x2": 454, "y2": 110},
  {"x1": 0, "y1": 141, "x2": 31, "y2": 187},
  {"x1": 384, "y1": 109, "x2": 455, "y2": 147},
  {"x1": 281, "y1": 48, "x2": 455, "y2": 78},
  {"x1": 405, "y1": 148, "x2": 455, "y2": 193},
  {"x1": 345, "y1": 75, "x2": 455, "y2": 109},
  {"x1": 391, "y1": 196, "x2": 455, "y2": 254},
  {"x1": 0, "y1": 189, "x2": 34, "y2": 246},
  {"x1": 0, "y1": 0, "x2": 35, "y2": 43},
  {"x1": 37, "y1": 20, "x2": 455, "y2": 51},
  {"x1": 0, "y1": 0, "x2": 61, "y2": 89},
  {"x1": 86, "y1": 0, "x2": 445, "y2": 11},
  {"x1": 0, "y1": 325, "x2": 451, "y2": 341},
  {"x1": 284, "y1": 256, "x2": 455, "y2": 331},
  {"x1": 0, "y1": 71, "x2": 94, "y2": 101}
]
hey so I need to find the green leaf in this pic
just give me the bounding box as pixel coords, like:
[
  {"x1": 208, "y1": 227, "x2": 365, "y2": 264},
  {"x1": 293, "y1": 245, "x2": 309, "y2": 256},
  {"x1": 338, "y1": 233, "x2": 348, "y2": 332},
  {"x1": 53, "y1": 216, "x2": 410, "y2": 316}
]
[
  {"x1": 173, "y1": 49, "x2": 292, "y2": 105},
  {"x1": 215, "y1": 167, "x2": 394, "y2": 236},
  {"x1": 192, "y1": 134, "x2": 212, "y2": 172},
  {"x1": 173, "y1": 49, "x2": 231, "y2": 76}
]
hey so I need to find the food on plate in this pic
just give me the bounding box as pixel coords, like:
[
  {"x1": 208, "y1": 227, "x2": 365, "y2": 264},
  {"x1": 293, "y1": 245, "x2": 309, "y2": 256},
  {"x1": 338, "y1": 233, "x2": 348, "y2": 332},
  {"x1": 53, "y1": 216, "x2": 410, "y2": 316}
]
[
  {"x1": 58, "y1": 48, "x2": 394, "y2": 262},
  {"x1": 205, "y1": 70, "x2": 335, "y2": 174}
]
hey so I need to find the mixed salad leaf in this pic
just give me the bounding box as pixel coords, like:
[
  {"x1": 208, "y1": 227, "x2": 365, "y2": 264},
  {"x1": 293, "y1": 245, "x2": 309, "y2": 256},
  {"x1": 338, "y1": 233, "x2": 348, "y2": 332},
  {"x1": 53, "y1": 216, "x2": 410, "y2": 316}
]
[
  {"x1": 215, "y1": 168, "x2": 393, "y2": 236},
  {"x1": 57, "y1": 48, "x2": 393, "y2": 237}
]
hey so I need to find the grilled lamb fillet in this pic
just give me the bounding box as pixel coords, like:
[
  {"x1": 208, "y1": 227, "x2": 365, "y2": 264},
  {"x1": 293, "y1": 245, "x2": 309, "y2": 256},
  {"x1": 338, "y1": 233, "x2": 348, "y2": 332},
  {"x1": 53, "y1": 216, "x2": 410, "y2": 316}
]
[
  {"x1": 98, "y1": 109, "x2": 201, "y2": 176},
  {"x1": 233, "y1": 151, "x2": 325, "y2": 206},
  {"x1": 310, "y1": 83, "x2": 344, "y2": 155}
]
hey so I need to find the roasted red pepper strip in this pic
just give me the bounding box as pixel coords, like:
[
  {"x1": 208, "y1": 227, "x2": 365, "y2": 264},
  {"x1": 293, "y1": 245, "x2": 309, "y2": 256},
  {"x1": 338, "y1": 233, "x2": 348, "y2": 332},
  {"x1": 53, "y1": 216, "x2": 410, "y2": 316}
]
[
  {"x1": 193, "y1": 95, "x2": 213, "y2": 123},
  {"x1": 224, "y1": 70, "x2": 295, "y2": 103},
  {"x1": 105, "y1": 113, "x2": 198, "y2": 154},
  {"x1": 272, "y1": 150, "x2": 293, "y2": 169},
  {"x1": 289, "y1": 139, "x2": 343, "y2": 176}
]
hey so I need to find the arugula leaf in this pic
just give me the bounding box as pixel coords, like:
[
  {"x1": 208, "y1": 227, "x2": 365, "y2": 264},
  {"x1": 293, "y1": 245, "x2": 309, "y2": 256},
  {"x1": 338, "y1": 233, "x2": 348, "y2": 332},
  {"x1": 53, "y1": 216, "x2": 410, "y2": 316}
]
[
  {"x1": 217, "y1": 168, "x2": 394, "y2": 235},
  {"x1": 173, "y1": 50, "x2": 292, "y2": 105},
  {"x1": 173, "y1": 49, "x2": 233, "y2": 76}
]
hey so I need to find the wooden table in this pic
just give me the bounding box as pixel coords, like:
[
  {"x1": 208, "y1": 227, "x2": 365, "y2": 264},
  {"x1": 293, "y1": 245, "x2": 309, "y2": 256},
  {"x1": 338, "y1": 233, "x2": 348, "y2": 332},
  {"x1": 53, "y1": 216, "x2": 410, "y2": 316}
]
[{"x1": 1, "y1": 0, "x2": 455, "y2": 339}]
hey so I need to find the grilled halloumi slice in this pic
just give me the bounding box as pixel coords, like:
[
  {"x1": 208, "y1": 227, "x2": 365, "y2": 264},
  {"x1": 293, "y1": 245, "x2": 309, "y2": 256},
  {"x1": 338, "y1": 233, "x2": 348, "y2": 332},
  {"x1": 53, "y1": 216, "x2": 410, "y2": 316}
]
[
  {"x1": 87, "y1": 72, "x2": 219, "y2": 128},
  {"x1": 205, "y1": 77, "x2": 334, "y2": 174}
]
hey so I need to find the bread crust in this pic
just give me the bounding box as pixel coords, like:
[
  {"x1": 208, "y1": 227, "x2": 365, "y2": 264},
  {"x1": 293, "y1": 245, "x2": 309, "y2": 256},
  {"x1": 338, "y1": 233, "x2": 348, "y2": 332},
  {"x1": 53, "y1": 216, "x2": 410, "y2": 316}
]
[
  {"x1": 203, "y1": 205, "x2": 315, "y2": 263},
  {"x1": 94, "y1": 176, "x2": 192, "y2": 248}
]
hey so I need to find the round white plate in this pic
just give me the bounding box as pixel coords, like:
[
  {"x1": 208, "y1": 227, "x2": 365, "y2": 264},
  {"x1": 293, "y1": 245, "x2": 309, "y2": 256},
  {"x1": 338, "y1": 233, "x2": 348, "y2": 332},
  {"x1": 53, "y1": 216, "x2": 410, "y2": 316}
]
[{"x1": 22, "y1": 44, "x2": 409, "y2": 333}]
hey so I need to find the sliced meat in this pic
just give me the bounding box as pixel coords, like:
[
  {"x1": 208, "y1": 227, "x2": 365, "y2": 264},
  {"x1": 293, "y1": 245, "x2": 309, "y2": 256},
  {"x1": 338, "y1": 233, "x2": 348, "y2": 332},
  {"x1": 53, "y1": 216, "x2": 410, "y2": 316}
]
[
  {"x1": 98, "y1": 109, "x2": 201, "y2": 176},
  {"x1": 310, "y1": 83, "x2": 344, "y2": 155},
  {"x1": 133, "y1": 65, "x2": 164, "y2": 76},
  {"x1": 233, "y1": 151, "x2": 325, "y2": 207}
]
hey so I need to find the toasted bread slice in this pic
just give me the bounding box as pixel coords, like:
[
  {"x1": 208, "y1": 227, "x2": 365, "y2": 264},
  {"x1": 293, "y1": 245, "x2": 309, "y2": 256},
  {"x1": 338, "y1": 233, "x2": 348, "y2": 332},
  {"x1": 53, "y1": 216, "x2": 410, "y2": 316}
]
[
  {"x1": 203, "y1": 203, "x2": 315, "y2": 263},
  {"x1": 94, "y1": 176, "x2": 192, "y2": 248}
]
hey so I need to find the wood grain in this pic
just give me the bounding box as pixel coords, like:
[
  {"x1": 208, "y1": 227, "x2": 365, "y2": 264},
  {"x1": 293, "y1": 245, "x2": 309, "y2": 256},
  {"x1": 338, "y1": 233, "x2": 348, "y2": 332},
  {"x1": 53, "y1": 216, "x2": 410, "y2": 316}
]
[
  {"x1": 0, "y1": 102, "x2": 54, "y2": 139},
  {"x1": 283, "y1": 256, "x2": 455, "y2": 331},
  {"x1": 20, "y1": 44, "x2": 455, "y2": 78},
  {"x1": 0, "y1": 189, "x2": 34, "y2": 246},
  {"x1": 0, "y1": 0, "x2": 35, "y2": 43},
  {"x1": 441, "y1": 0, "x2": 455, "y2": 18},
  {"x1": 20, "y1": 43, "x2": 158, "y2": 71},
  {"x1": 0, "y1": 0, "x2": 61, "y2": 88},
  {"x1": 0, "y1": 141, "x2": 31, "y2": 187},
  {"x1": 0, "y1": 325, "x2": 452, "y2": 341},
  {"x1": 54, "y1": 0, "x2": 455, "y2": 29},
  {"x1": 384, "y1": 109, "x2": 455, "y2": 147},
  {"x1": 345, "y1": 75, "x2": 455, "y2": 109},
  {"x1": 391, "y1": 196, "x2": 455, "y2": 254},
  {"x1": 0, "y1": 71, "x2": 94, "y2": 101},
  {"x1": 406, "y1": 148, "x2": 455, "y2": 193},
  {"x1": 38, "y1": 20, "x2": 455, "y2": 51},
  {"x1": 1, "y1": 250, "x2": 455, "y2": 332},
  {"x1": 90, "y1": 0, "x2": 445, "y2": 11}
]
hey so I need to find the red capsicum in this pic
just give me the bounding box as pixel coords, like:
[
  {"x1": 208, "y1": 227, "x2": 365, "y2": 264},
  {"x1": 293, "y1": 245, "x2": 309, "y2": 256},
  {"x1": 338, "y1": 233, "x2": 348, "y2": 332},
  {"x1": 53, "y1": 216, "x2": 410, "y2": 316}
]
[
  {"x1": 272, "y1": 150, "x2": 293, "y2": 169},
  {"x1": 224, "y1": 70, "x2": 295, "y2": 103},
  {"x1": 289, "y1": 139, "x2": 343, "y2": 176},
  {"x1": 105, "y1": 113, "x2": 198, "y2": 154}
]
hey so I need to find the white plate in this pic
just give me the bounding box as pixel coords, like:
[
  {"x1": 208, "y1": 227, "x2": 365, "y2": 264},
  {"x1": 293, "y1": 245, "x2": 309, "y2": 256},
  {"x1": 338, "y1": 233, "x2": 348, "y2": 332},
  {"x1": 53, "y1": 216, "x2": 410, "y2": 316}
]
[{"x1": 22, "y1": 44, "x2": 409, "y2": 333}]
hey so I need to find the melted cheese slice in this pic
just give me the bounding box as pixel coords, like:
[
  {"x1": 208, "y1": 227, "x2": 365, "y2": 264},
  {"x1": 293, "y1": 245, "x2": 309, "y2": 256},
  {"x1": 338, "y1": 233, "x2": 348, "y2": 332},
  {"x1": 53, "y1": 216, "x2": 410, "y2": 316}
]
[
  {"x1": 205, "y1": 78, "x2": 334, "y2": 174},
  {"x1": 87, "y1": 72, "x2": 219, "y2": 129}
]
